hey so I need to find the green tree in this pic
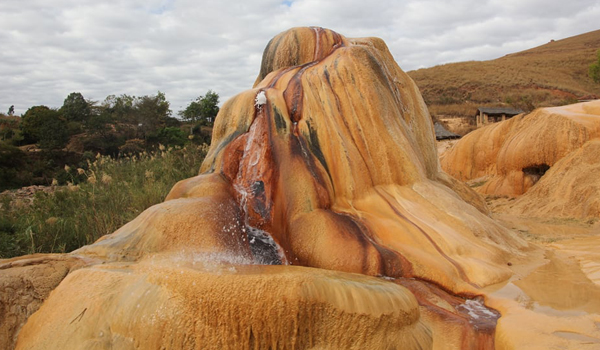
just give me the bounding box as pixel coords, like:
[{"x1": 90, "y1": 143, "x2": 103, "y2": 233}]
[
  {"x1": 135, "y1": 91, "x2": 172, "y2": 139},
  {"x1": 178, "y1": 99, "x2": 201, "y2": 122},
  {"x1": 590, "y1": 49, "x2": 600, "y2": 84},
  {"x1": 21, "y1": 106, "x2": 69, "y2": 149},
  {"x1": 86, "y1": 109, "x2": 114, "y2": 137},
  {"x1": 103, "y1": 94, "x2": 136, "y2": 124},
  {"x1": 61, "y1": 92, "x2": 91, "y2": 123},
  {"x1": 178, "y1": 90, "x2": 219, "y2": 125},
  {"x1": 0, "y1": 115, "x2": 22, "y2": 144}
]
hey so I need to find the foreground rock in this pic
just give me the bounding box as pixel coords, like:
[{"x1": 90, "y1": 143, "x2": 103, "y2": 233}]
[
  {"x1": 0, "y1": 255, "x2": 86, "y2": 348},
  {"x1": 5, "y1": 27, "x2": 598, "y2": 349},
  {"x1": 19, "y1": 259, "x2": 432, "y2": 349}
]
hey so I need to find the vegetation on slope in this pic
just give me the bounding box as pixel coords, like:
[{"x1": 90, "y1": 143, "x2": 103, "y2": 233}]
[
  {"x1": 0, "y1": 90, "x2": 218, "y2": 191},
  {"x1": 0, "y1": 144, "x2": 208, "y2": 258},
  {"x1": 408, "y1": 29, "x2": 600, "y2": 119}
]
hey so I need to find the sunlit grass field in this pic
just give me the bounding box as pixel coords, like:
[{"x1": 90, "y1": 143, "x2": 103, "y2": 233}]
[{"x1": 0, "y1": 144, "x2": 208, "y2": 258}]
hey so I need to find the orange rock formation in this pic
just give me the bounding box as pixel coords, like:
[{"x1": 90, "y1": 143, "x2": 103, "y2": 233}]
[
  {"x1": 5, "y1": 27, "x2": 598, "y2": 350},
  {"x1": 441, "y1": 101, "x2": 600, "y2": 206}
]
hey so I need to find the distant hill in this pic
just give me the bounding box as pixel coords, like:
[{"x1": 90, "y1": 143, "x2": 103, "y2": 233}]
[{"x1": 407, "y1": 29, "x2": 600, "y2": 119}]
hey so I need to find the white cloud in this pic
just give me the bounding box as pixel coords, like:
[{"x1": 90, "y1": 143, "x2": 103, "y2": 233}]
[{"x1": 1, "y1": 0, "x2": 599, "y2": 115}]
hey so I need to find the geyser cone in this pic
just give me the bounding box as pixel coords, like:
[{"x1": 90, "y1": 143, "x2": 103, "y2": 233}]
[{"x1": 198, "y1": 26, "x2": 525, "y2": 293}]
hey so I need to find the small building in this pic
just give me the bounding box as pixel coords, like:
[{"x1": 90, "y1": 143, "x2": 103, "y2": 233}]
[
  {"x1": 434, "y1": 122, "x2": 461, "y2": 140},
  {"x1": 475, "y1": 107, "x2": 523, "y2": 127}
]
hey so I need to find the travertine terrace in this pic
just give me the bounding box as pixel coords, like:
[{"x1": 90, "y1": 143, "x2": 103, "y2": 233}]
[{"x1": 442, "y1": 100, "x2": 600, "y2": 218}]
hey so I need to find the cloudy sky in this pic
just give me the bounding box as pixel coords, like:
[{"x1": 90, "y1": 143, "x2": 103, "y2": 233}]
[{"x1": 2, "y1": 0, "x2": 599, "y2": 116}]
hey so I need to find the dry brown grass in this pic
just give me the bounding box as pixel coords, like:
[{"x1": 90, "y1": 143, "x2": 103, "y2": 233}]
[
  {"x1": 409, "y1": 30, "x2": 600, "y2": 119},
  {"x1": 429, "y1": 103, "x2": 479, "y2": 118}
]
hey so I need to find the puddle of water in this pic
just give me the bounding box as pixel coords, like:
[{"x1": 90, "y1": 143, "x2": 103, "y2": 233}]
[
  {"x1": 514, "y1": 251, "x2": 600, "y2": 314},
  {"x1": 488, "y1": 281, "x2": 590, "y2": 317}
]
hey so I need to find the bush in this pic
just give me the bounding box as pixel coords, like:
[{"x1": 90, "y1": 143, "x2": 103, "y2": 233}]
[
  {"x1": 590, "y1": 49, "x2": 600, "y2": 84},
  {"x1": 21, "y1": 106, "x2": 69, "y2": 150},
  {"x1": 147, "y1": 127, "x2": 187, "y2": 148},
  {"x1": 191, "y1": 124, "x2": 213, "y2": 144},
  {"x1": 0, "y1": 144, "x2": 26, "y2": 191},
  {"x1": 119, "y1": 138, "x2": 146, "y2": 156},
  {"x1": 81, "y1": 133, "x2": 125, "y2": 156}
]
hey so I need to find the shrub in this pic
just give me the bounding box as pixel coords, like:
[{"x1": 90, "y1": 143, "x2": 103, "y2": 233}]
[
  {"x1": 119, "y1": 138, "x2": 146, "y2": 156},
  {"x1": 0, "y1": 144, "x2": 27, "y2": 191},
  {"x1": 589, "y1": 49, "x2": 600, "y2": 84},
  {"x1": 147, "y1": 127, "x2": 187, "y2": 148}
]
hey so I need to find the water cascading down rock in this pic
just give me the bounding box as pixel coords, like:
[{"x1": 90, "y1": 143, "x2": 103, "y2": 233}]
[{"x1": 3, "y1": 27, "x2": 529, "y2": 350}]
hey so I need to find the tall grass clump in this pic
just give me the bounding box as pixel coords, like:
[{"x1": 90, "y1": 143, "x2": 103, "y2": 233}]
[{"x1": 0, "y1": 144, "x2": 209, "y2": 258}]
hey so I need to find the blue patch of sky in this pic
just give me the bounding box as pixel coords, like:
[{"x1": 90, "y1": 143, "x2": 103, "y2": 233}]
[
  {"x1": 281, "y1": 0, "x2": 293, "y2": 7},
  {"x1": 148, "y1": 0, "x2": 175, "y2": 15}
]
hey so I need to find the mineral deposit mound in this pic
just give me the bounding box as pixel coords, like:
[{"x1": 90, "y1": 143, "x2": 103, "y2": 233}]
[
  {"x1": 441, "y1": 100, "x2": 600, "y2": 218},
  {"x1": 2, "y1": 27, "x2": 598, "y2": 350}
]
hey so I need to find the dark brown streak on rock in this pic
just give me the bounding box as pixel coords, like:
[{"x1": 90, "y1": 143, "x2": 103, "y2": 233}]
[
  {"x1": 289, "y1": 130, "x2": 331, "y2": 209},
  {"x1": 283, "y1": 28, "x2": 345, "y2": 124},
  {"x1": 283, "y1": 62, "x2": 316, "y2": 123},
  {"x1": 375, "y1": 187, "x2": 476, "y2": 287},
  {"x1": 277, "y1": 31, "x2": 347, "y2": 203},
  {"x1": 361, "y1": 48, "x2": 394, "y2": 96},
  {"x1": 328, "y1": 212, "x2": 370, "y2": 272},
  {"x1": 69, "y1": 308, "x2": 87, "y2": 324},
  {"x1": 397, "y1": 278, "x2": 498, "y2": 349},
  {"x1": 257, "y1": 35, "x2": 284, "y2": 83},
  {"x1": 254, "y1": 102, "x2": 279, "y2": 225},
  {"x1": 267, "y1": 66, "x2": 298, "y2": 89},
  {"x1": 311, "y1": 26, "x2": 345, "y2": 61},
  {"x1": 335, "y1": 212, "x2": 413, "y2": 277},
  {"x1": 272, "y1": 105, "x2": 287, "y2": 134},
  {"x1": 303, "y1": 121, "x2": 331, "y2": 180},
  {"x1": 222, "y1": 93, "x2": 278, "y2": 234},
  {"x1": 322, "y1": 67, "x2": 376, "y2": 188}
]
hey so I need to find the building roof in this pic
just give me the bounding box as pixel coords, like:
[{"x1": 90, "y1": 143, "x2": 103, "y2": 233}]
[
  {"x1": 434, "y1": 122, "x2": 461, "y2": 140},
  {"x1": 578, "y1": 94, "x2": 598, "y2": 101},
  {"x1": 476, "y1": 107, "x2": 524, "y2": 116}
]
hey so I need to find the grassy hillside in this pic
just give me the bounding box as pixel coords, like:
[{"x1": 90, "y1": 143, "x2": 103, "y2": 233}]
[{"x1": 408, "y1": 29, "x2": 600, "y2": 119}]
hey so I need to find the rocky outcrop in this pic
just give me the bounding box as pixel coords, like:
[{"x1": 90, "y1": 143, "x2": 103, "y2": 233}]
[
  {"x1": 508, "y1": 139, "x2": 600, "y2": 218},
  {"x1": 3, "y1": 27, "x2": 534, "y2": 349},
  {"x1": 0, "y1": 255, "x2": 86, "y2": 349},
  {"x1": 18, "y1": 260, "x2": 432, "y2": 350},
  {"x1": 441, "y1": 101, "x2": 600, "y2": 201}
]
